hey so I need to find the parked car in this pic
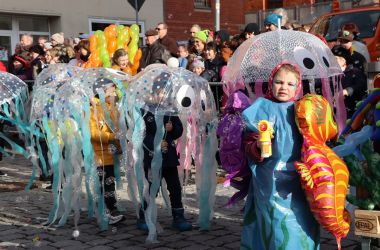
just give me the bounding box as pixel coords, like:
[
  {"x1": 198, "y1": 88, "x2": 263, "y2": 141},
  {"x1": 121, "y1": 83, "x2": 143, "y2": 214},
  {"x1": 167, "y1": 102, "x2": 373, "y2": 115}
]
[{"x1": 309, "y1": 6, "x2": 380, "y2": 62}]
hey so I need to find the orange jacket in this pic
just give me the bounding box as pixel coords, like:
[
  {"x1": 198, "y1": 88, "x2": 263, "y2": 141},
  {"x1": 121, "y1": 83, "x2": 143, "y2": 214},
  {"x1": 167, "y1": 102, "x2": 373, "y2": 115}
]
[{"x1": 90, "y1": 98, "x2": 119, "y2": 166}]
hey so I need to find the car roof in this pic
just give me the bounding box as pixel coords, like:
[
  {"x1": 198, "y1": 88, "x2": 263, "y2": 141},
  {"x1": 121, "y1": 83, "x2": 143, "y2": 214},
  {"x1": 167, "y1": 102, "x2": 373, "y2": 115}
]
[{"x1": 319, "y1": 6, "x2": 380, "y2": 17}]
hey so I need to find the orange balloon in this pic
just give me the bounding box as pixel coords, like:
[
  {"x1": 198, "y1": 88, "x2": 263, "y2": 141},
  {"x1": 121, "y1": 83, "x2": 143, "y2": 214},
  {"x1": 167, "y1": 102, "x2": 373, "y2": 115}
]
[
  {"x1": 89, "y1": 35, "x2": 98, "y2": 53},
  {"x1": 134, "y1": 48, "x2": 142, "y2": 62},
  {"x1": 294, "y1": 94, "x2": 350, "y2": 247},
  {"x1": 90, "y1": 50, "x2": 102, "y2": 67},
  {"x1": 108, "y1": 24, "x2": 117, "y2": 36},
  {"x1": 107, "y1": 37, "x2": 117, "y2": 57}
]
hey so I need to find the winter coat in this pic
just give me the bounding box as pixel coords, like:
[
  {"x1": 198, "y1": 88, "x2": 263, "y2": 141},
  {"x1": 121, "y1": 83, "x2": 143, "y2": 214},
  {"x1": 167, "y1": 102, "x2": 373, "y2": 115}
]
[
  {"x1": 139, "y1": 41, "x2": 167, "y2": 71},
  {"x1": 159, "y1": 35, "x2": 178, "y2": 57},
  {"x1": 90, "y1": 98, "x2": 119, "y2": 166},
  {"x1": 205, "y1": 56, "x2": 224, "y2": 82},
  {"x1": 142, "y1": 110, "x2": 183, "y2": 169},
  {"x1": 342, "y1": 65, "x2": 367, "y2": 118}
]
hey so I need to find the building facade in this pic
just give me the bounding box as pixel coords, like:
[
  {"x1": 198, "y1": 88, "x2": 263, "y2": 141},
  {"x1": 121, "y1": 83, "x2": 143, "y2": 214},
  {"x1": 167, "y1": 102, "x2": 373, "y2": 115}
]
[
  {"x1": 0, "y1": 0, "x2": 164, "y2": 61},
  {"x1": 163, "y1": 0, "x2": 246, "y2": 43}
]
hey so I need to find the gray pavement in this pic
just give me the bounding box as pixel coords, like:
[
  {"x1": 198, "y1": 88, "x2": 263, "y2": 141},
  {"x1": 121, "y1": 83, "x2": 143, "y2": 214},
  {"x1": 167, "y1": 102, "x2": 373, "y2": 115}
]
[{"x1": 0, "y1": 156, "x2": 363, "y2": 249}]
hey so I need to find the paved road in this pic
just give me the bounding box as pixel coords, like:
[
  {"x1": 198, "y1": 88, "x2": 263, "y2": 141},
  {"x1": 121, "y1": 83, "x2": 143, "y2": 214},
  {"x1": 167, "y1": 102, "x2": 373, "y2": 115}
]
[{"x1": 0, "y1": 156, "x2": 363, "y2": 249}]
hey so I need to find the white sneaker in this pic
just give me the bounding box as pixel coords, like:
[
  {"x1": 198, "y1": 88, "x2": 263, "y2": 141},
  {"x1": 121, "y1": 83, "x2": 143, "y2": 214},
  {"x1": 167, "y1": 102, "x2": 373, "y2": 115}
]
[{"x1": 108, "y1": 214, "x2": 124, "y2": 225}]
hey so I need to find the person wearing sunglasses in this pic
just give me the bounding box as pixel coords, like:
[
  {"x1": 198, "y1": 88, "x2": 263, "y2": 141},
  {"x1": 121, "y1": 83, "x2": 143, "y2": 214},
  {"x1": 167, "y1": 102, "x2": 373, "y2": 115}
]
[{"x1": 156, "y1": 22, "x2": 178, "y2": 57}]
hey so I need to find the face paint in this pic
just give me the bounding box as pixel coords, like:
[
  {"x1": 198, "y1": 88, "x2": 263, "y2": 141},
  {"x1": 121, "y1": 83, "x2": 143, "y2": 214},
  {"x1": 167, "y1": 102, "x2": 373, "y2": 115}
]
[{"x1": 272, "y1": 69, "x2": 299, "y2": 102}]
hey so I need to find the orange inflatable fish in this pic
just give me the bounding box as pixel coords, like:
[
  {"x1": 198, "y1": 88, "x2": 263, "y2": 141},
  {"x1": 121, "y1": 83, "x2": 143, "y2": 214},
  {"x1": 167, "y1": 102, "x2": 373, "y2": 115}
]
[{"x1": 294, "y1": 94, "x2": 350, "y2": 250}]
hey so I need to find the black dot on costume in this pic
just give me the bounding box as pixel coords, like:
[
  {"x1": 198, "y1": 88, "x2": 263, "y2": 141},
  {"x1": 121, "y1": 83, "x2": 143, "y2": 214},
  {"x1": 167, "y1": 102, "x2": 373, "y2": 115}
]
[
  {"x1": 181, "y1": 97, "x2": 191, "y2": 107},
  {"x1": 201, "y1": 100, "x2": 206, "y2": 111},
  {"x1": 322, "y1": 57, "x2": 329, "y2": 67},
  {"x1": 303, "y1": 58, "x2": 315, "y2": 69}
]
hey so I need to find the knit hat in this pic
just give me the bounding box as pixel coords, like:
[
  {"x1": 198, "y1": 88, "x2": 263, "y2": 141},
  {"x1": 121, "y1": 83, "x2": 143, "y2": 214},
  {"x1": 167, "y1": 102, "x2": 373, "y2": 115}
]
[
  {"x1": 51, "y1": 33, "x2": 64, "y2": 44},
  {"x1": 191, "y1": 58, "x2": 205, "y2": 69},
  {"x1": 264, "y1": 13, "x2": 282, "y2": 27},
  {"x1": 244, "y1": 23, "x2": 260, "y2": 35},
  {"x1": 194, "y1": 30, "x2": 209, "y2": 44}
]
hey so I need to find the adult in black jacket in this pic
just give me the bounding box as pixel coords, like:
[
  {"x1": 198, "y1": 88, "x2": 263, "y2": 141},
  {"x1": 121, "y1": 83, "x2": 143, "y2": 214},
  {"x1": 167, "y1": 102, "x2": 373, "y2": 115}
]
[
  {"x1": 156, "y1": 22, "x2": 178, "y2": 57},
  {"x1": 332, "y1": 45, "x2": 367, "y2": 118},
  {"x1": 139, "y1": 29, "x2": 168, "y2": 71}
]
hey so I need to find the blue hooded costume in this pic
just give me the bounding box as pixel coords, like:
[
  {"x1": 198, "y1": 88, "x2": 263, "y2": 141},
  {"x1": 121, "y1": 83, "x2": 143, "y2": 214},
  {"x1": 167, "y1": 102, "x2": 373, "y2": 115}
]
[{"x1": 240, "y1": 63, "x2": 320, "y2": 250}]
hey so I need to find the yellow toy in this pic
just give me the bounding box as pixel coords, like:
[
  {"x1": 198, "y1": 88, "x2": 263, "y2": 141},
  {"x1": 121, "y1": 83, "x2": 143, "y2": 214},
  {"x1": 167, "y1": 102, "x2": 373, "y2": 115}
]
[{"x1": 257, "y1": 120, "x2": 274, "y2": 158}]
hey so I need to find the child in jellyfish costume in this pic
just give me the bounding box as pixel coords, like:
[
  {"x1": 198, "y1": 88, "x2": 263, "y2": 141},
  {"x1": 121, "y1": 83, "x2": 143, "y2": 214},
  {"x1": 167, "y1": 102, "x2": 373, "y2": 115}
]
[
  {"x1": 241, "y1": 62, "x2": 320, "y2": 250},
  {"x1": 124, "y1": 64, "x2": 218, "y2": 242},
  {"x1": 0, "y1": 72, "x2": 29, "y2": 176},
  {"x1": 28, "y1": 64, "x2": 84, "y2": 186},
  {"x1": 136, "y1": 73, "x2": 192, "y2": 232},
  {"x1": 90, "y1": 80, "x2": 124, "y2": 225},
  {"x1": 29, "y1": 65, "x2": 130, "y2": 231},
  {"x1": 222, "y1": 30, "x2": 346, "y2": 133}
]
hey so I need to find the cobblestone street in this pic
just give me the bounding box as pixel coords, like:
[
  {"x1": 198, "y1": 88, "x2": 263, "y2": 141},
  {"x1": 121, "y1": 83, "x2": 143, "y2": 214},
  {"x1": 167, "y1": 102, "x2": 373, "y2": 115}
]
[{"x1": 0, "y1": 156, "x2": 362, "y2": 249}]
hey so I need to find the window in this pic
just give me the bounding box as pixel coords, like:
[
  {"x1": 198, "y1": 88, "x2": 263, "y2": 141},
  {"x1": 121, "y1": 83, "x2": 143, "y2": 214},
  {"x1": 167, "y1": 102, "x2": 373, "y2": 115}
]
[
  {"x1": 268, "y1": 0, "x2": 283, "y2": 9},
  {"x1": 310, "y1": 10, "x2": 380, "y2": 41},
  {"x1": 0, "y1": 16, "x2": 12, "y2": 30},
  {"x1": 0, "y1": 14, "x2": 50, "y2": 62},
  {"x1": 89, "y1": 18, "x2": 145, "y2": 46},
  {"x1": 19, "y1": 16, "x2": 49, "y2": 32},
  {"x1": 194, "y1": 0, "x2": 211, "y2": 9}
]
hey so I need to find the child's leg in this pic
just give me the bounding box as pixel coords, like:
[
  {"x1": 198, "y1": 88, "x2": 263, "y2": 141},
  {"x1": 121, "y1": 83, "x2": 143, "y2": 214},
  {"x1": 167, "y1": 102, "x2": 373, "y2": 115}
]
[
  {"x1": 162, "y1": 167, "x2": 192, "y2": 231},
  {"x1": 162, "y1": 167, "x2": 182, "y2": 209},
  {"x1": 97, "y1": 165, "x2": 117, "y2": 211}
]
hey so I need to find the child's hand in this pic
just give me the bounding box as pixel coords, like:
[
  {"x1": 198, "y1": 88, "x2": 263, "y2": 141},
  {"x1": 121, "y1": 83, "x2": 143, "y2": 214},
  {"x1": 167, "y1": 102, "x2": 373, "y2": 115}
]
[
  {"x1": 165, "y1": 121, "x2": 173, "y2": 132},
  {"x1": 161, "y1": 140, "x2": 168, "y2": 153}
]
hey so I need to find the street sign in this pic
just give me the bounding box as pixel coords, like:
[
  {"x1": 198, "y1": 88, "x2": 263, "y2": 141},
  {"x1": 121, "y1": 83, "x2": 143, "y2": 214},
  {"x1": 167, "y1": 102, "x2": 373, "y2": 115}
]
[{"x1": 128, "y1": 0, "x2": 145, "y2": 12}]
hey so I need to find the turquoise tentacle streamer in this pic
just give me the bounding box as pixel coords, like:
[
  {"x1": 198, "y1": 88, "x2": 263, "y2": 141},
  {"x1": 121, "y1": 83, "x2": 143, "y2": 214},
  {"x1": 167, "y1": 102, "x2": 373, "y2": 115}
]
[
  {"x1": 81, "y1": 98, "x2": 108, "y2": 230},
  {"x1": 42, "y1": 117, "x2": 61, "y2": 225},
  {"x1": 146, "y1": 115, "x2": 164, "y2": 243},
  {"x1": 132, "y1": 107, "x2": 145, "y2": 205},
  {"x1": 198, "y1": 124, "x2": 217, "y2": 230}
]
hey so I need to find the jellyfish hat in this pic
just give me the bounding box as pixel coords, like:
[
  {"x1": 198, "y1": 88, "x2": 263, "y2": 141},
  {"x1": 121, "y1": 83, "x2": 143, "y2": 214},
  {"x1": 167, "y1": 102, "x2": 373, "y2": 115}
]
[
  {"x1": 222, "y1": 30, "x2": 346, "y2": 134},
  {"x1": 0, "y1": 72, "x2": 29, "y2": 158},
  {"x1": 31, "y1": 66, "x2": 130, "y2": 231},
  {"x1": 125, "y1": 64, "x2": 218, "y2": 242}
]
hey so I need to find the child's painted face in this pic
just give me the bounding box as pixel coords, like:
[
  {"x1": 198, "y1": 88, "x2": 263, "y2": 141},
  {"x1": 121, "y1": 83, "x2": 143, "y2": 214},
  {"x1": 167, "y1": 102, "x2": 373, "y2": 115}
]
[
  {"x1": 272, "y1": 69, "x2": 298, "y2": 102},
  {"x1": 178, "y1": 46, "x2": 188, "y2": 58},
  {"x1": 192, "y1": 66, "x2": 204, "y2": 76},
  {"x1": 117, "y1": 55, "x2": 129, "y2": 69}
]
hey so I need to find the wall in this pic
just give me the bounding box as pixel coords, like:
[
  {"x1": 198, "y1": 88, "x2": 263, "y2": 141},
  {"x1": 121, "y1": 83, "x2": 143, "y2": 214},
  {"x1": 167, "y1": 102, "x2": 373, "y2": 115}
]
[
  {"x1": 164, "y1": 0, "x2": 245, "y2": 42},
  {"x1": 0, "y1": 0, "x2": 164, "y2": 37}
]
